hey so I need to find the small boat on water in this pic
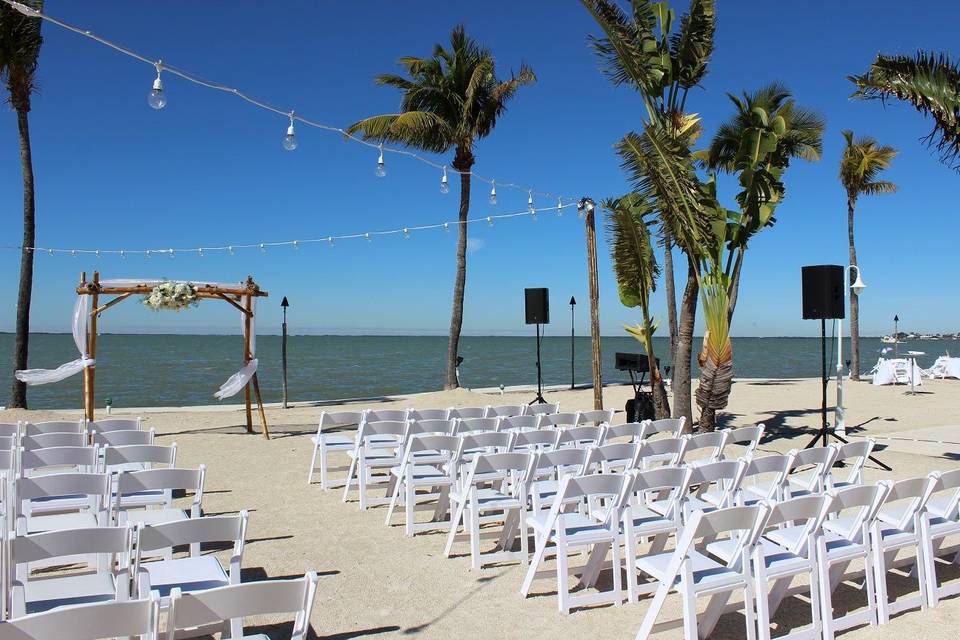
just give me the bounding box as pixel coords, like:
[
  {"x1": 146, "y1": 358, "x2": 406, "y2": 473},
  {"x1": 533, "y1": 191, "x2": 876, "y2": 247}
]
[{"x1": 881, "y1": 335, "x2": 903, "y2": 344}]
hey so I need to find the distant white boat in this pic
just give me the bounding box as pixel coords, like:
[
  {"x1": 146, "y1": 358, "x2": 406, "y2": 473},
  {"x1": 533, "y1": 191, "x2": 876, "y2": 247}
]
[{"x1": 880, "y1": 335, "x2": 902, "y2": 344}]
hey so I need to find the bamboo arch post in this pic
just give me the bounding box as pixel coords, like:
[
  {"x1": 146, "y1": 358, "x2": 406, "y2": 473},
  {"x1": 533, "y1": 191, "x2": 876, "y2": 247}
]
[{"x1": 76, "y1": 272, "x2": 270, "y2": 438}]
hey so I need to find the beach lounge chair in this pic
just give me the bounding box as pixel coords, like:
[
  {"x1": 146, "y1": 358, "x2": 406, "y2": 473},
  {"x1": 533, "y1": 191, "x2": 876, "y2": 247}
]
[{"x1": 165, "y1": 573, "x2": 319, "y2": 640}]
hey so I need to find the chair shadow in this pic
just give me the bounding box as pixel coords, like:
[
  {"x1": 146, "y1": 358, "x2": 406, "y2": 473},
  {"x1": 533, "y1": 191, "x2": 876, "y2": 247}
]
[
  {"x1": 241, "y1": 566, "x2": 340, "y2": 582},
  {"x1": 401, "y1": 570, "x2": 508, "y2": 634},
  {"x1": 246, "y1": 622, "x2": 400, "y2": 640}
]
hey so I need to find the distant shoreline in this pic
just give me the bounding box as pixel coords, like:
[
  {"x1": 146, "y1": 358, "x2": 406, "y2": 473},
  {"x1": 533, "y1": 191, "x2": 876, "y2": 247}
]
[{"x1": 3, "y1": 331, "x2": 954, "y2": 339}]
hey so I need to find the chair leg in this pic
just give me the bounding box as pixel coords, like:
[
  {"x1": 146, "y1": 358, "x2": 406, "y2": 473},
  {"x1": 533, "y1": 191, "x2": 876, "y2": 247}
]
[
  {"x1": 864, "y1": 552, "x2": 878, "y2": 627},
  {"x1": 636, "y1": 581, "x2": 672, "y2": 640},
  {"x1": 341, "y1": 457, "x2": 357, "y2": 503},
  {"x1": 754, "y1": 565, "x2": 771, "y2": 640},
  {"x1": 444, "y1": 497, "x2": 465, "y2": 558},
  {"x1": 469, "y1": 507, "x2": 482, "y2": 571},
  {"x1": 874, "y1": 541, "x2": 890, "y2": 624},
  {"x1": 319, "y1": 447, "x2": 330, "y2": 490},
  {"x1": 384, "y1": 476, "x2": 402, "y2": 526},
  {"x1": 521, "y1": 532, "x2": 549, "y2": 597},
  {"x1": 556, "y1": 538, "x2": 570, "y2": 614},
  {"x1": 681, "y1": 588, "x2": 699, "y2": 640},
  {"x1": 308, "y1": 443, "x2": 319, "y2": 486},
  {"x1": 405, "y1": 480, "x2": 415, "y2": 537},
  {"x1": 611, "y1": 536, "x2": 622, "y2": 607},
  {"x1": 923, "y1": 532, "x2": 940, "y2": 608}
]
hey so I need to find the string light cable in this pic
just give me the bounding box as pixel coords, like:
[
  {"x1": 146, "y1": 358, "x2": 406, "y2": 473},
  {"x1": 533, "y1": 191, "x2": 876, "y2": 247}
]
[
  {"x1": 2, "y1": 0, "x2": 577, "y2": 204},
  {"x1": 9, "y1": 202, "x2": 580, "y2": 257}
]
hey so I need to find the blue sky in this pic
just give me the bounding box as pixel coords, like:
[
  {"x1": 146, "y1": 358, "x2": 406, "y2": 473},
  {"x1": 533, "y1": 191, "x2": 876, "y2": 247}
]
[{"x1": 1, "y1": 1, "x2": 957, "y2": 338}]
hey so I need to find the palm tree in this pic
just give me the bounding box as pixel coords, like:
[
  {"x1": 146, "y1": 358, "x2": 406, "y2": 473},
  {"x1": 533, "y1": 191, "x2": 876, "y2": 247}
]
[
  {"x1": 839, "y1": 131, "x2": 897, "y2": 380},
  {"x1": 347, "y1": 26, "x2": 534, "y2": 390},
  {"x1": 849, "y1": 51, "x2": 959, "y2": 170},
  {"x1": 603, "y1": 193, "x2": 669, "y2": 418},
  {"x1": 1, "y1": 0, "x2": 42, "y2": 409},
  {"x1": 582, "y1": 0, "x2": 717, "y2": 429}
]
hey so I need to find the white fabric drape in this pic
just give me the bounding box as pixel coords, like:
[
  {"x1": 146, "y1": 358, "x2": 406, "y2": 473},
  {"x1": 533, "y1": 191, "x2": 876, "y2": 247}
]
[
  {"x1": 15, "y1": 295, "x2": 95, "y2": 385},
  {"x1": 871, "y1": 358, "x2": 924, "y2": 386},
  {"x1": 215, "y1": 297, "x2": 257, "y2": 400},
  {"x1": 926, "y1": 356, "x2": 960, "y2": 379}
]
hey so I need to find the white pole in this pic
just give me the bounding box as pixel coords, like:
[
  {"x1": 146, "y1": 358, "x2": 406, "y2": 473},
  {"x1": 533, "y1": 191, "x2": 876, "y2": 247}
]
[{"x1": 835, "y1": 265, "x2": 848, "y2": 436}]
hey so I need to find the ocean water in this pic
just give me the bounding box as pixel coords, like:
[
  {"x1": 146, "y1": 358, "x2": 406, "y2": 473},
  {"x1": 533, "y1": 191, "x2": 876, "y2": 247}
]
[{"x1": 0, "y1": 333, "x2": 954, "y2": 410}]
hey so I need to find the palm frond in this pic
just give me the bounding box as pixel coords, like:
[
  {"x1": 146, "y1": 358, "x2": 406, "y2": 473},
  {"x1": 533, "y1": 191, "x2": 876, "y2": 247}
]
[
  {"x1": 839, "y1": 129, "x2": 898, "y2": 197},
  {"x1": 669, "y1": 0, "x2": 716, "y2": 89},
  {"x1": 603, "y1": 193, "x2": 660, "y2": 309},
  {"x1": 0, "y1": 0, "x2": 43, "y2": 109},
  {"x1": 849, "y1": 50, "x2": 960, "y2": 169},
  {"x1": 345, "y1": 112, "x2": 454, "y2": 153},
  {"x1": 580, "y1": 0, "x2": 666, "y2": 97}
]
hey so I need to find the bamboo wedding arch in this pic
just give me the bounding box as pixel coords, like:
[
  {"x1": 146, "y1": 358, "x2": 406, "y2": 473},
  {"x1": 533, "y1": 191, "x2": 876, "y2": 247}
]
[{"x1": 77, "y1": 271, "x2": 271, "y2": 438}]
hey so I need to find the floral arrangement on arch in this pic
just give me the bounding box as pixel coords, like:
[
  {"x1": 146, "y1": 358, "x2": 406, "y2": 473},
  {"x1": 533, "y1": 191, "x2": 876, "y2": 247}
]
[{"x1": 142, "y1": 281, "x2": 200, "y2": 311}]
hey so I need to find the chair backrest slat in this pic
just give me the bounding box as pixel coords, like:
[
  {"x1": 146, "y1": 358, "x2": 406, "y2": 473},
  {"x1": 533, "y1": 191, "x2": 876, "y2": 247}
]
[{"x1": 0, "y1": 595, "x2": 160, "y2": 640}]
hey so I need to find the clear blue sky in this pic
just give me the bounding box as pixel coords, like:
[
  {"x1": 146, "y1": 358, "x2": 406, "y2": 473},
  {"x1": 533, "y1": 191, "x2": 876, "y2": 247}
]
[{"x1": 1, "y1": 1, "x2": 957, "y2": 338}]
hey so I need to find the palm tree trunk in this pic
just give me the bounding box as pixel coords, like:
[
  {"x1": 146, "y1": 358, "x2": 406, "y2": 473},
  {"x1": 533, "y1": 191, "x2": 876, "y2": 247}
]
[
  {"x1": 726, "y1": 250, "x2": 744, "y2": 322},
  {"x1": 662, "y1": 231, "x2": 678, "y2": 368},
  {"x1": 444, "y1": 149, "x2": 473, "y2": 389},
  {"x1": 10, "y1": 107, "x2": 36, "y2": 408},
  {"x1": 847, "y1": 194, "x2": 861, "y2": 381},
  {"x1": 672, "y1": 256, "x2": 698, "y2": 431}
]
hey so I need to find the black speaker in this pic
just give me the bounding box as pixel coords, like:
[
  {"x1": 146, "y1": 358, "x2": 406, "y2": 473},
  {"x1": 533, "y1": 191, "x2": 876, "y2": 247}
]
[
  {"x1": 801, "y1": 265, "x2": 844, "y2": 320},
  {"x1": 524, "y1": 288, "x2": 550, "y2": 324}
]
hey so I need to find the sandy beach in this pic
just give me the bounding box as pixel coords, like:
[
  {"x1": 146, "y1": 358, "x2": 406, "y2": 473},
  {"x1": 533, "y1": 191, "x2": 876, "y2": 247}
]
[{"x1": 2, "y1": 377, "x2": 959, "y2": 639}]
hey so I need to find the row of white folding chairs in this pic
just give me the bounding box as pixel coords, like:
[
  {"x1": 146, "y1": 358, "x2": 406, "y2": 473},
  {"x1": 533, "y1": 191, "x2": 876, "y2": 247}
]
[
  {"x1": 0, "y1": 511, "x2": 252, "y2": 630},
  {"x1": 310, "y1": 408, "x2": 639, "y2": 489},
  {"x1": 306, "y1": 404, "x2": 598, "y2": 487},
  {"x1": 0, "y1": 418, "x2": 143, "y2": 439},
  {"x1": 0, "y1": 570, "x2": 319, "y2": 640}
]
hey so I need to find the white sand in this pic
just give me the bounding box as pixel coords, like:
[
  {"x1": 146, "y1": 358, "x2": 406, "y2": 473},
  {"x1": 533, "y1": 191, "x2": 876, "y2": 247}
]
[{"x1": 3, "y1": 377, "x2": 959, "y2": 639}]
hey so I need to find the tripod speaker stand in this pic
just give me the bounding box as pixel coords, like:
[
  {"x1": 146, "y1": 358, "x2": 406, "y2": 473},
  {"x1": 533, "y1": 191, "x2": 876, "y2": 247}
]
[
  {"x1": 801, "y1": 266, "x2": 891, "y2": 470},
  {"x1": 525, "y1": 288, "x2": 549, "y2": 405}
]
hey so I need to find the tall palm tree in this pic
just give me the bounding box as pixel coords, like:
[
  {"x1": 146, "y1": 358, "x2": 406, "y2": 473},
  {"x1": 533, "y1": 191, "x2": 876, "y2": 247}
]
[
  {"x1": 849, "y1": 51, "x2": 959, "y2": 170},
  {"x1": 1, "y1": 0, "x2": 42, "y2": 409},
  {"x1": 839, "y1": 131, "x2": 897, "y2": 380},
  {"x1": 582, "y1": 0, "x2": 717, "y2": 429},
  {"x1": 346, "y1": 26, "x2": 534, "y2": 389},
  {"x1": 603, "y1": 193, "x2": 669, "y2": 418}
]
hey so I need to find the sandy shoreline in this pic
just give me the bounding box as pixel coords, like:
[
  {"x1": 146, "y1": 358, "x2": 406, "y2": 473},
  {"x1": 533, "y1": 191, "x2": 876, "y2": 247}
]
[{"x1": 2, "y1": 377, "x2": 959, "y2": 638}]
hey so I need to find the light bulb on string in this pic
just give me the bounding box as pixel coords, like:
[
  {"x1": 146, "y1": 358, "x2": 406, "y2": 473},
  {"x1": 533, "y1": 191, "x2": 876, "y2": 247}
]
[
  {"x1": 327, "y1": 237, "x2": 335, "y2": 246},
  {"x1": 403, "y1": 228, "x2": 410, "y2": 239},
  {"x1": 259, "y1": 243, "x2": 267, "y2": 253},
  {"x1": 148, "y1": 61, "x2": 167, "y2": 109},
  {"x1": 282, "y1": 112, "x2": 297, "y2": 151},
  {"x1": 47, "y1": 249, "x2": 53, "y2": 256},
  {"x1": 197, "y1": 248, "x2": 203, "y2": 257},
  {"x1": 440, "y1": 166, "x2": 449, "y2": 194},
  {"x1": 365, "y1": 233, "x2": 371, "y2": 242},
  {"x1": 95, "y1": 249, "x2": 101, "y2": 259},
  {"x1": 71, "y1": 250, "x2": 77, "y2": 258},
  {"x1": 487, "y1": 216, "x2": 494, "y2": 227},
  {"x1": 527, "y1": 190, "x2": 535, "y2": 213},
  {"x1": 557, "y1": 197, "x2": 563, "y2": 215},
  {"x1": 227, "y1": 246, "x2": 234, "y2": 255},
  {"x1": 292, "y1": 240, "x2": 299, "y2": 250},
  {"x1": 530, "y1": 209, "x2": 538, "y2": 222},
  {"x1": 375, "y1": 144, "x2": 386, "y2": 177},
  {"x1": 120, "y1": 250, "x2": 126, "y2": 259},
  {"x1": 169, "y1": 249, "x2": 175, "y2": 258},
  {"x1": 145, "y1": 250, "x2": 152, "y2": 259},
  {"x1": 489, "y1": 181, "x2": 497, "y2": 205},
  {"x1": 443, "y1": 222, "x2": 450, "y2": 233}
]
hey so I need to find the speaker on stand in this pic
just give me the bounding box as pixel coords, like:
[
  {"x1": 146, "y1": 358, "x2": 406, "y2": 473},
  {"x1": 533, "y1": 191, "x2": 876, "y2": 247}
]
[
  {"x1": 524, "y1": 288, "x2": 549, "y2": 405},
  {"x1": 801, "y1": 265, "x2": 891, "y2": 470}
]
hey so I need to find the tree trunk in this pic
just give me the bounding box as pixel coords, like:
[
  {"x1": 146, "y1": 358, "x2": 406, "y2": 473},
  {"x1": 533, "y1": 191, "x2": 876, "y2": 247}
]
[
  {"x1": 726, "y1": 249, "x2": 744, "y2": 322},
  {"x1": 662, "y1": 231, "x2": 678, "y2": 370},
  {"x1": 672, "y1": 256, "x2": 698, "y2": 431},
  {"x1": 10, "y1": 107, "x2": 36, "y2": 409},
  {"x1": 444, "y1": 148, "x2": 473, "y2": 390},
  {"x1": 848, "y1": 194, "x2": 861, "y2": 381}
]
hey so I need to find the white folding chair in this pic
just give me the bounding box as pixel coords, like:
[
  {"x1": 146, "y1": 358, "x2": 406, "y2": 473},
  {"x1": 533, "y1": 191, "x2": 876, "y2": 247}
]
[
  {"x1": 521, "y1": 472, "x2": 631, "y2": 613},
  {"x1": 9, "y1": 525, "x2": 134, "y2": 617},
  {"x1": 101, "y1": 443, "x2": 177, "y2": 475},
  {"x1": 21, "y1": 433, "x2": 87, "y2": 451},
  {"x1": 577, "y1": 409, "x2": 615, "y2": 426},
  {"x1": 642, "y1": 416, "x2": 686, "y2": 438},
  {"x1": 486, "y1": 404, "x2": 526, "y2": 418},
  {"x1": 539, "y1": 412, "x2": 580, "y2": 429},
  {"x1": 0, "y1": 594, "x2": 160, "y2": 640},
  {"x1": 23, "y1": 421, "x2": 85, "y2": 437},
  {"x1": 16, "y1": 473, "x2": 110, "y2": 534},
  {"x1": 585, "y1": 442, "x2": 640, "y2": 474},
  {"x1": 787, "y1": 446, "x2": 838, "y2": 498},
  {"x1": 710, "y1": 495, "x2": 831, "y2": 640},
  {"x1": 363, "y1": 409, "x2": 410, "y2": 423},
  {"x1": 603, "y1": 421, "x2": 648, "y2": 444},
  {"x1": 341, "y1": 420, "x2": 407, "y2": 510},
  {"x1": 872, "y1": 475, "x2": 938, "y2": 623},
  {"x1": 448, "y1": 406, "x2": 486, "y2": 420},
  {"x1": 166, "y1": 573, "x2": 319, "y2": 640},
  {"x1": 135, "y1": 512, "x2": 249, "y2": 637},
  {"x1": 920, "y1": 468, "x2": 960, "y2": 608},
  {"x1": 408, "y1": 418, "x2": 457, "y2": 435},
  {"x1": 20, "y1": 445, "x2": 99, "y2": 477},
  {"x1": 527, "y1": 402, "x2": 560, "y2": 416},
  {"x1": 385, "y1": 434, "x2": 460, "y2": 536},
  {"x1": 735, "y1": 453, "x2": 795, "y2": 506},
  {"x1": 114, "y1": 467, "x2": 206, "y2": 529},
  {"x1": 449, "y1": 431, "x2": 514, "y2": 486},
  {"x1": 93, "y1": 429, "x2": 155, "y2": 447},
  {"x1": 511, "y1": 429, "x2": 560, "y2": 453},
  {"x1": 636, "y1": 437, "x2": 687, "y2": 471},
  {"x1": 720, "y1": 424, "x2": 765, "y2": 460},
  {"x1": 634, "y1": 504, "x2": 769, "y2": 640},
  {"x1": 679, "y1": 431, "x2": 729, "y2": 467},
  {"x1": 306, "y1": 410, "x2": 363, "y2": 488},
  {"x1": 497, "y1": 415, "x2": 540, "y2": 433},
  {"x1": 817, "y1": 482, "x2": 891, "y2": 640},
  {"x1": 408, "y1": 408, "x2": 452, "y2": 421},
  {"x1": 524, "y1": 448, "x2": 592, "y2": 514},
  {"x1": 828, "y1": 439, "x2": 874, "y2": 489},
  {"x1": 88, "y1": 417, "x2": 143, "y2": 435},
  {"x1": 453, "y1": 417, "x2": 499, "y2": 435},
  {"x1": 0, "y1": 422, "x2": 20, "y2": 438},
  {"x1": 444, "y1": 452, "x2": 531, "y2": 570},
  {"x1": 556, "y1": 425, "x2": 603, "y2": 449},
  {"x1": 680, "y1": 460, "x2": 747, "y2": 519}
]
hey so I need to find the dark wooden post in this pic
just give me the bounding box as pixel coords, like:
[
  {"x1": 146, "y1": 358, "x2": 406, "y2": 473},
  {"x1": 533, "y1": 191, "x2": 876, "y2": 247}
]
[
  {"x1": 581, "y1": 198, "x2": 603, "y2": 410},
  {"x1": 281, "y1": 296, "x2": 289, "y2": 409}
]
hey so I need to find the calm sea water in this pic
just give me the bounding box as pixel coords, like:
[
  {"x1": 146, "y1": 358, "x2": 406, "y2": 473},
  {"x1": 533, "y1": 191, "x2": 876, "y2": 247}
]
[{"x1": 0, "y1": 334, "x2": 954, "y2": 410}]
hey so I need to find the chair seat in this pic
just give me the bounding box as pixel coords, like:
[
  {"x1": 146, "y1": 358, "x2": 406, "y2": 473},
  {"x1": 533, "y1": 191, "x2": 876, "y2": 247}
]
[
  {"x1": 620, "y1": 505, "x2": 674, "y2": 535},
  {"x1": 876, "y1": 525, "x2": 919, "y2": 548},
  {"x1": 21, "y1": 573, "x2": 118, "y2": 615},
  {"x1": 700, "y1": 489, "x2": 727, "y2": 508},
  {"x1": 140, "y1": 556, "x2": 229, "y2": 598},
  {"x1": 28, "y1": 495, "x2": 91, "y2": 512},
  {"x1": 390, "y1": 464, "x2": 451, "y2": 485},
  {"x1": 637, "y1": 549, "x2": 742, "y2": 592},
  {"x1": 314, "y1": 434, "x2": 353, "y2": 449},
  {"x1": 709, "y1": 538, "x2": 808, "y2": 576},
  {"x1": 118, "y1": 489, "x2": 167, "y2": 508},
  {"x1": 645, "y1": 498, "x2": 676, "y2": 517},
  {"x1": 928, "y1": 515, "x2": 960, "y2": 537},
  {"x1": 527, "y1": 512, "x2": 616, "y2": 543},
  {"x1": 452, "y1": 487, "x2": 520, "y2": 512},
  {"x1": 26, "y1": 512, "x2": 99, "y2": 534},
  {"x1": 347, "y1": 450, "x2": 400, "y2": 467},
  {"x1": 122, "y1": 508, "x2": 189, "y2": 527},
  {"x1": 926, "y1": 495, "x2": 956, "y2": 519},
  {"x1": 788, "y1": 471, "x2": 817, "y2": 494},
  {"x1": 763, "y1": 524, "x2": 808, "y2": 552},
  {"x1": 742, "y1": 482, "x2": 777, "y2": 500},
  {"x1": 822, "y1": 532, "x2": 866, "y2": 560},
  {"x1": 822, "y1": 515, "x2": 861, "y2": 539}
]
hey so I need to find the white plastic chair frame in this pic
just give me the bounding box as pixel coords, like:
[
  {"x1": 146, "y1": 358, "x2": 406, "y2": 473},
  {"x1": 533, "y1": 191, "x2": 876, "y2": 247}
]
[
  {"x1": 0, "y1": 593, "x2": 160, "y2": 640},
  {"x1": 828, "y1": 439, "x2": 875, "y2": 490},
  {"x1": 720, "y1": 424, "x2": 765, "y2": 460},
  {"x1": 114, "y1": 466, "x2": 206, "y2": 535},
  {"x1": 341, "y1": 420, "x2": 408, "y2": 510},
  {"x1": 16, "y1": 472, "x2": 110, "y2": 534},
  {"x1": 454, "y1": 417, "x2": 499, "y2": 435},
  {"x1": 101, "y1": 443, "x2": 177, "y2": 475},
  {"x1": 787, "y1": 446, "x2": 838, "y2": 498},
  {"x1": 22, "y1": 421, "x2": 85, "y2": 437},
  {"x1": 577, "y1": 409, "x2": 616, "y2": 426},
  {"x1": 307, "y1": 410, "x2": 364, "y2": 488},
  {"x1": 679, "y1": 431, "x2": 729, "y2": 467},
  {"x1": 921, "y1": 468, "x2": 960, "y2": 608},
  {"x1": 496, "y1": 415, "x2": 541, "y2": 433},
  {"x1": 527, "y1": 402, "x2": 560, "y2": 416},
  {"x1": 385, "y1": 434, "x2": 460, "y2": 536},
  {"x1": 736, "y1": 453, "x2": 796, "y2": 506},
  {"x1": 539, "y1": 412, "x2": 580, "y2": 429},
  {"x1": 21, "y1": 432, "x2": 88, "y2": 451},
  {"x1": 20, "y1": 445, "x2": 99, "y2": 477},
  {"x1": 87, "y1": 417, "x2": 143, "y2": 435},
  {"x1": 485, "y1": 405, "x2": 527, "y2": 418},
  {"x1": 166, "y1": 572, "x2": 319, "y2": 640},
  {"x1": 93, "y1": 428, "x2": 156, "y2": 447}
]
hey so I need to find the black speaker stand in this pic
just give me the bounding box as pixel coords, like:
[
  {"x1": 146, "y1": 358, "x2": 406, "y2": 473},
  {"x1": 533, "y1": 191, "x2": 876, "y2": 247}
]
[
  {"x1": 804, "y1": 319, "x2": 892, "y2": 471},
  {"x1": 529, "y1": 323, "x2": 547, "y2": 405}
]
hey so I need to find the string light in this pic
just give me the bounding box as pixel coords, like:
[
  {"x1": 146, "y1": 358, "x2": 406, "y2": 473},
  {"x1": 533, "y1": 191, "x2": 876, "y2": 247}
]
[
  {"x1": 120, "y1": 250, "x2": 126, "y2": 259},
  {"x1": 282, "y1": 112, "x2": 297, "y2": 151},
  {"x1": 375, "y1": 144, "x2": 386, "y2": 177},
  {"x1": 15, "y1": 202, "x2": 579, "y2": 257},
  {"x1": 527, "y1": 190, "x2": 534, "y2": 213},
  {"x1": 0, "y1": 0, "x2": 578, "y2": 206},
  {"x1": 148, "y1": 61, "x2": 166, "y2": 109},
  {"x1": 557, "y1": 197, "x2": 563, "y2": 215},
  {"x1": 440, "y1": 166, "x2": 449, "y2": 194},
  {"x1": 489, "y1": 181, "x2": 497, "y2": 205},
  {"x1": 145, "y1": 250, "x2": 152, "y2": 258}
]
